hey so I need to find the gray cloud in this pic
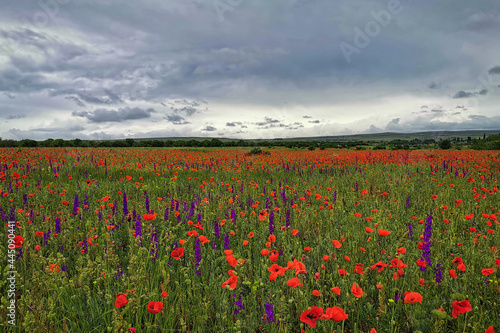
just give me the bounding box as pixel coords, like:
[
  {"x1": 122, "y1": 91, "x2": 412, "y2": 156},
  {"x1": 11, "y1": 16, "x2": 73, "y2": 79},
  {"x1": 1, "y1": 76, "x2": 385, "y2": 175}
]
[
  {"x1": 6, "y1": 114, "x2": 26, "y2": 119},
  {"x1": 72, "y1": 107, "x2": 155, "y2": 123},
  {"x1": 1, "y1": 1, "x2": 500, "y2": 140},
  {"x1": 255, "y1": 117, "x2": 280, "y2": 126},
  {"x1": 165, "y1": 114, "x2": 190, "y2": 125},
  {"x1": 226, "y1": 121, "x2": 243, "y2": 127},
  {"x1": 489, "y1": 66, "x2": 500, "y2": 75},
  {"x1": 308, "y1": 120, "x2": 320, "y2": 123},
  {"x1": 201, "y1": 125, "x2": 217, "y2": 132},
  {"x1": 453, "y1": 89, "x2": 488, "y2": 98},
  {"x1": 428, "y1": 82, "x2": 441, "y2": 89}
]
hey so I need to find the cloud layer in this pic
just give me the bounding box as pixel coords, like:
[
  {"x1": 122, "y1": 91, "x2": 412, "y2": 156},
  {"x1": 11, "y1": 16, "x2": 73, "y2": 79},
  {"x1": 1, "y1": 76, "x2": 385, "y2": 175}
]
[{"x1": 1, "y1": 0, "x2": 500, "y2": 140}]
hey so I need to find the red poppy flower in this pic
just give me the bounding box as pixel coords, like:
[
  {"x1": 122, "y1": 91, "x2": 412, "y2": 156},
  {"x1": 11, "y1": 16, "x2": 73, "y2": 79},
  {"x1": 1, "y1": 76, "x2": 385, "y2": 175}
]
[
  {"x1": 331, "y1": 286, "x2": 341, "y2": 295},
  {"x1": 142, "y1": 214, "x2": 155, "y2": 221},
  {"x1": 338, "y1": 268, "x2": 348, "y2": 276},
  {"x1": 300, "y1": 306, "x2": 324, "y2": 328},
  {"x1": 115, "y1": 294, "x2": 128, "y2": 308},
  {"x1": 452, "y1": 300, "x2": 472, "y2": 319},
  {"x1": 354, "y1": 265, "x2": 364, "y2": 275},
  {"x1": 171, "y1": 247, "x2": 185, "y2": 260},
  {"x1": 351, "y1": 282, "x2": 363, "y2": 298},
  {"x1": 312, "y1": 290, "x2": 320, "y2": 297},
  {"x1": 322, "y1": 255, "x2": 330, "y2": 261},
  {"x1": 198, "y1": 235, "x2": 210, "y2": 244},
  {"x1": 482, "y1": 268, "x2": 494, "y2": 276},
  {"x1": 62, "y1": 200, "x2": 69, "y2": 205},
  {"x1": 147, "y1": 301, "x2": 163, "y2": 314},
  {"x1": 332, "y1": 240, "x2": 342, "y2": 248},
  {"x1": 268, "y1": 264, "x2": 287, "y2": 276},
  {"x1": 370, "y1": 261, "x2": 388, "y2": 273},
  {"x1": 485, "y1": 326, "x2": 495, "y2": 333},
  {"x1": 365, "y1": 227, "x2": 373, "y2": 233},
  {"x1": 161, "y1": 291, "x2": 169, "y2": 297},
  {"x1": 416, "y1": 258, "x2": 427, "y2": 268},
  {"x1": 322, "y1": 306, "x2": 348, "y2": 322},
  {"x1": 36, "y1": 231, "x2": 44, "y2": 237},
  {"x1": 222, "y1": 274, "x2": 238, "y2": 289},
  {"x1": 269, "y1": 250, "x2": 279, "y2": 263},
  {"x1": 404, "y1": 292, "x2": 423, "y2": 304},
  {"x1": 13, "y1": 236, "x2": 23, "y2": 248},
  {"x1": 378, "y1": 229, "x2": 391, "y2": 237},
  {"x1": 449, "y1": 269, "x2": 457, "y2": 279},
  {"x1": 187, "y1": 230, "x2": 198, "y2": 237},
  {"x1": 287, "y1": 277, "x2": 303, "y2": 287},
  {"x1": 397, "y1": 247, "x2": 406, "y2": 255},
  {"x1": 226, "y1": 254, "x2": 238, "y2": 267},
  {"x1": 390, "y1": 258, "x2": 407, "y2": 269}
]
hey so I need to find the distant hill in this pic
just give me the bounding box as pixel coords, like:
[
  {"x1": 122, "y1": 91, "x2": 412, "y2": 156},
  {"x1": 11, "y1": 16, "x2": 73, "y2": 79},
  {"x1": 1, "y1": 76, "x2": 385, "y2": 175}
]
[{"x1": 134, "y1": 130, "x2": 500, "y2": 142}]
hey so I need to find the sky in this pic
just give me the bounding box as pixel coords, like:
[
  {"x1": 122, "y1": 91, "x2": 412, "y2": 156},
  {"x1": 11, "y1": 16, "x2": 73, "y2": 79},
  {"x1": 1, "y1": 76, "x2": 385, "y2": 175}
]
[{"x1": 1, "y1": 0, "x2": 500, "y2": 140}]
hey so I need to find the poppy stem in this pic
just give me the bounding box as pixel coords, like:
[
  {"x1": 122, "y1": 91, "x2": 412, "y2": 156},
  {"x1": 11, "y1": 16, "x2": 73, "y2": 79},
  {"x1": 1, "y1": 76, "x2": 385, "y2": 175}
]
[{"x1": 462, "y1": 312, "x2": 468, "y2": 333}]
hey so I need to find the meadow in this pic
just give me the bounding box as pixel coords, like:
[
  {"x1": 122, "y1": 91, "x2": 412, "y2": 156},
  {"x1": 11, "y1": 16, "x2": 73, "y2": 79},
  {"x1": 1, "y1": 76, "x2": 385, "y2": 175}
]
[{"x1": 1, "y1": 147, "x2": 499, "y2": 332}]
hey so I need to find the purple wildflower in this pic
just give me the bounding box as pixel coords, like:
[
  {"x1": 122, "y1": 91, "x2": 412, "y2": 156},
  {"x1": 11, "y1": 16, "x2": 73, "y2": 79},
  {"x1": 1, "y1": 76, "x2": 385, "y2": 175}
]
[
  {"x1": 55, "y1": 217, "x2": 61, "y2": 234},
  {"x1": 195, "y1": 237, "x2": 202, "y2": 275},
  {"x1": 123, "y1": 192, "x2": 128, "y2": 216},
  {"x1": 269, "y1": 211, "x2": 275, "y2": 235},
  {"x1": 265, "y1": 301, "x2": 275, "y2": 323},
  {"x1": 233, "y1": 292, "x2": 244, "y2": 315},
  {"x1": 73, "y1": 195, "x2": 79, "y2": 216}
]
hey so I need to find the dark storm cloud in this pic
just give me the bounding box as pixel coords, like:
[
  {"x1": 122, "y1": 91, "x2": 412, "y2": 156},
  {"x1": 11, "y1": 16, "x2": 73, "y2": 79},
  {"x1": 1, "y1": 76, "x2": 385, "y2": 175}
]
[
  {"x1": 428, "y1": 82, "x2": 441, "y2": 89},
  {"x1": 164, "y1": 114, "x2": 190, "y2": 125},
  {"x1": 489, "y1": 66, "x2": 500, "y2": 75},
  {"x1": 72, "y1": 107, "x2": 155, "y2": 123},
  {"x1": 173, "y1": 106, "x2": 197, "y2": 117},
  {"x1": 255, "y1": 117, "x2": 280, "y2": 126},
  {"x1": 453, "y1": 89, "x2": 488, "y2": 98},
  {"x1": 65, "y1": 96, "x2": 86, "y2": 107},
  {"x1": 226, "y1": 122, "x2": 243, "y2": 127},
  {"x1": 52, "y1": 89, "x2": 123, "y2": 105},
  {"x1": 201, "y1": 125, "x2": 217, "y2": 132},
  {"x1": 1, "y1": 0, "x2": 500, "y2": 140},
  {"x1": 6, "y1": 114, "x2": 26, "y2": 119}
]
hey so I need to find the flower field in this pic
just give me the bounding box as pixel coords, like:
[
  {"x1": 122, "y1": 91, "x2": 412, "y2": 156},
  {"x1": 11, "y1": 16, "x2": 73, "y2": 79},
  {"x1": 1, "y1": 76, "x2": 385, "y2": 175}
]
[{"x1": 1, "y1": 147, "x2": 499, "y2": 332}]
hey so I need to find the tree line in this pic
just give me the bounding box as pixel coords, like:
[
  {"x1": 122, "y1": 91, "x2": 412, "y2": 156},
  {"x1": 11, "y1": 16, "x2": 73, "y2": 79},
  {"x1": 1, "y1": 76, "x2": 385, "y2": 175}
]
[{"x1": 0, "y1": 134, "x2": 497, "y2": 150}]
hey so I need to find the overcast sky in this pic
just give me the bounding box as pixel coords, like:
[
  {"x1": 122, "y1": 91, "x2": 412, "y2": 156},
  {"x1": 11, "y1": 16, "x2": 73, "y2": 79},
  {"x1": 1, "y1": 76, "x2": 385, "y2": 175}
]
[{"x1": 1, "y1": 0, "x2": 500, "y2": 140}]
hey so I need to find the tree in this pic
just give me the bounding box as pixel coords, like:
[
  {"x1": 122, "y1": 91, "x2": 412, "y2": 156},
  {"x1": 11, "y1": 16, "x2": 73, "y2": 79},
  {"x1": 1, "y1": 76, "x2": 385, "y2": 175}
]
[{"x1": 439, "y1": 140, "x2": 452, "y2": 150}]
